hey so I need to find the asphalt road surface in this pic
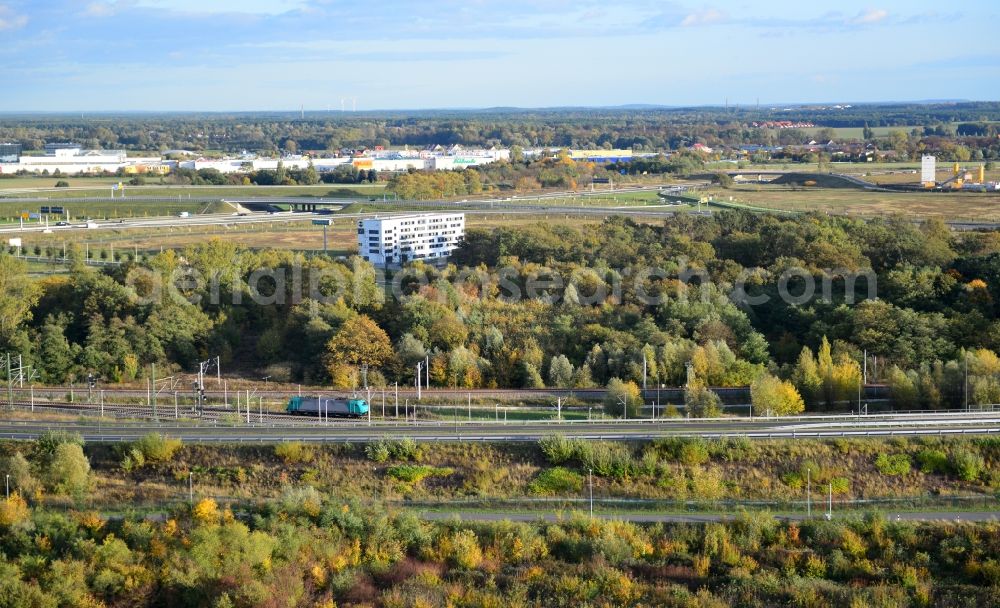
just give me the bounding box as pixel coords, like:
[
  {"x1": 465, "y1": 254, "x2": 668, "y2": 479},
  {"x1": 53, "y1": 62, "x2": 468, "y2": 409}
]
[{"x1": 1, "y1": 410, "x2": 997, "y2": 443}]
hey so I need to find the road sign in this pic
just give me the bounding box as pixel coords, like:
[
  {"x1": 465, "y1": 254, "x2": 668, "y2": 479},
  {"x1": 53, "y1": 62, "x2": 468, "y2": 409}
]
[
  {"x1": 312, "y1": 219, "x2": 334, "y2": 226},
  {"x1": 592, "y1": 177, "x2": 611, "y2": 184},
  {"x1": 40, "y1": 206, "x2": 50, "y2": 214}
]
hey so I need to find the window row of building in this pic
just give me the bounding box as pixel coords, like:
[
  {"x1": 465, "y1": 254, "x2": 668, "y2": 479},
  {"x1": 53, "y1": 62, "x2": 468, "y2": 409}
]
[{"x1": 357, "y1": 213, "x2": 466, "y2": 267}]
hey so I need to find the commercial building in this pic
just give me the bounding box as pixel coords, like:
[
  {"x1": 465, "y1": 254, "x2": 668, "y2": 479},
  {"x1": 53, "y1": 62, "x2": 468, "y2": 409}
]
[
  {"x1": 921, "y1": 155, "x2": 937, "y2": 187},
  {"x1": 0, "y1": 143, "x2": 21, "y2": 163},
  {"x1": 0, "y1": 144, "x2": 162, "y2": 175},
  {"x1": 357, "y1": 212, "x2": 465, "y2": 267},
  {"x1": 0, "y1": 142, "x2": 509, "y2": 176}
]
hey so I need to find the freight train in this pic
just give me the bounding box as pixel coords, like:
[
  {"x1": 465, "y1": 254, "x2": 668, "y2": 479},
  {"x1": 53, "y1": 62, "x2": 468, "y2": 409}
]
[{"x1": 285, "y1": 396, "x2": 369, "y2": 418}]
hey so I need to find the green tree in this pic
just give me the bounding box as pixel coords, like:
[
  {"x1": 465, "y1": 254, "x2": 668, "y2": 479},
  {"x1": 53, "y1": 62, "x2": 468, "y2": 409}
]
[
  {"x1": 396, "y1": 333, "x2": 427, "y2": 368},
  {"x1": 47, "y1": 443, "x2": 91, "y2": 498},
  {"x1": 604, "y1": 378, "x2": 641, "y2": 418},
  {"x1": 548, "y1": 354, "x2": 574, "y2": 388},
  {"x1": 36, "y1": 319, "x2": 76, "y2": 383},
  {"x1": 0, "y1": 255, "x2": 41, "y2": 347},
  {"x1": 793, "y1": 346, "x2": 823, "y2": 407},
  {"x1": 685, "y1": 384, "x2": 722, "y2": 418}
]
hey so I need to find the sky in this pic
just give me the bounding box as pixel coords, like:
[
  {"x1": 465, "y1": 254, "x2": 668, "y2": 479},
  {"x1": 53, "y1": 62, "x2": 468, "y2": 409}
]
[{"x1": 2, "y1": 0, "x2": 998, "y2": 111}]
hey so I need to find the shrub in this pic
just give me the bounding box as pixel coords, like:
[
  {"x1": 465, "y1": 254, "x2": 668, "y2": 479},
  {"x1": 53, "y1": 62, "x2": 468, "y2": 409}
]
[
  {"x1": 688, "y1": 466, "x2": 725, "y2": 500},
  {"x1": 35, "y1": 431, "x2": 84, "y2": 465},
  {"x1": 578, "y1": 442, "x2": 635, "y2": 480},
  {"x1": 830, "y1": 477, "x2": 850, "y2": 495},
  {"x1": 280, "y1": 486, "x2": 323, "y2": 517},
  {"x1": 365, "y1": 440, "x2": 391, "y2": 463},
  {"x1": 915, "y1": 449, "x2": 949, "y2": 474},
  {"x1": 135, "y1": 433, "x2": 182, "y2": 463},
  {"x1": 4, "y1": 452, "x2": 39, "y2": 497},
  {"x1": 391, "y1": 437, "x2": 421, "y2": 461},
  {"x1": 950, "y1": 449, "x2": 984, "y2": 482},
  {"x1": 366, "y1": 437, "x2": 421, "y2": 463},
  {"x1": 781, "y1": 471, "x2": 804, "y2": 490},
  {"x1": 539, "y1": 435, "x2": 577, "y2": 464},
  {"x1": 275, "y1": 441, "x2": 314, "y2": 464},
  {"x1": 679, "y1": 439, "x2": 711, "y2": 466},
  {"x1": 529, "y1": 467, "x2": 584, "y2": 496},
  {"x1": 875, "y1": 453, "x2": 911, "y2": 476},
  {"x1": 47, "y1": 443, "x2": 91, "y2": 497},
  {"x1": 120, "y1": 447, "x2": 145, "y2": 472},
  {"x1": 652, "y1": 437, "x2": 711, "y2": 465},
  {"x1": 386, "y1": 465, "x2": 453, "y2": 484},
  {"x1": 710, "y1": 437, "x2": 756, "y2": 462},
  {"x1": 446, "y1": 529, "x2": 483, "y2": 569}
]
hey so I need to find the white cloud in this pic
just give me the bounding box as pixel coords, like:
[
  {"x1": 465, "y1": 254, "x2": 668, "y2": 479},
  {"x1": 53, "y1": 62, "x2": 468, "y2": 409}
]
[
  {"x1": 133, "y1": 0, "x2": 307, "y2": 15},
  {"x1": 83, "y1": 1, "x2": 141, "y2": 17},
  {"x1": 848, "y1": 8, "x2": 889, "y2": 25},
  {"x1": 680, "y1": 8, "x2": 727, "y2": 27},
  {"x1": 0, "y1": 4, "x2": 27, "y2": 30}
]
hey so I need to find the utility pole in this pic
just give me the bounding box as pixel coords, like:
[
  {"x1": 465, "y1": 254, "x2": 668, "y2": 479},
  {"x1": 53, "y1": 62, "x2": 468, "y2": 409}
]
[
  {"x1": 589, "y1": 468, "x2": 594, "y2": 518},
  {"x1": 425, "y1": 355, "x2": 429, "y2": 391},
  {"x1": 556, "y1": 397, "x2": 562, "y2": 421},
  {"x1": 642, "y1": 352, "x2": 647, "y2": 391},
  {"x1": 826, "y1": 483, "x2": 833, "y2": 520},
  {"x1": 394, "y1": 382, "x2": 398, "y2": 418},
  {"x1": 965, "y1": 352, "x2": 970, "y2": 411},
  {"x1": 415, "y1": 362, "x2": 422, "y2": 401},
  {"x1": 152, "y1": 363, "x2": 157, "y2": 421},
  {"x1": 188, "y1": 472, "x2": 193, "y2": 503},
  {"x1": 5, "y1": 354, "x2": 12, "y2": 410},
  {"x1": 807, "y1": 468, "x2": 811, "y2": 518},
  {"x1": 863, "y1": 349, "x2": 867, "y2": 385}
]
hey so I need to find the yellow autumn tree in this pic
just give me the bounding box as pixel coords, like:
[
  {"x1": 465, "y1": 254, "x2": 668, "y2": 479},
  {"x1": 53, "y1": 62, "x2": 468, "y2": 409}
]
[
  {"x1": 0, "y1": 493, "x2": 30, "y2": 528},
  {"x1": 192, "y1": 498, "x2": 219, "y2": 525},
  {"x1": 750, "y1": 373, "x2": 805, "y2": 416},
  {"x1": 325, "y1": 315, "x2": 393, "y2": 385}
]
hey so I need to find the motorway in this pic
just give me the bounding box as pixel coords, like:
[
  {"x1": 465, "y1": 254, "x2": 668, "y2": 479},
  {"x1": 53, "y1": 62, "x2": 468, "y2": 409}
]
[
  {"x1": 1, "y1": 408, "x2": 998, "y2": 443},
  {"x1": 2, "y1": 194, "x2": 998, "y2": 236}
]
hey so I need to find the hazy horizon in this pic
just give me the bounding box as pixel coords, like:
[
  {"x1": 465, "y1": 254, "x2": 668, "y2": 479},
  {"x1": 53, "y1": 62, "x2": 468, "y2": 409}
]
[{"x1": 2, "y1": 0, "x2": 999, "y2": 112}]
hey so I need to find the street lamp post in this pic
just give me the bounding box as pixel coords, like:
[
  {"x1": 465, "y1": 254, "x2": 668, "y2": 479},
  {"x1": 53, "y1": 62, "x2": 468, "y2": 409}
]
[
  {"x1": 588, "y1": 468, "x2": 594, "y2": 518},
  {"x1": 806, "y1": 468, "x2": 811, "y2": 518}
]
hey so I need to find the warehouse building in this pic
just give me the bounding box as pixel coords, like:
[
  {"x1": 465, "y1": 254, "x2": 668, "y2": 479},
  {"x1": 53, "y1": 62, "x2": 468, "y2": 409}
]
[
  {"x1": 357, "y1": 212, "x2": 465, "y2": 267},
  {"x1": 0, "y1": 143, "x2": 21, "y2": 163}
]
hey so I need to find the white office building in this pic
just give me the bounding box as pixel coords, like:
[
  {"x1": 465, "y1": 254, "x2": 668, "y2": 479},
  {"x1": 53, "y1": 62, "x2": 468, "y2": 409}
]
[{"x1": 357, "y1": 213, "x2": 465, "y2": 267}]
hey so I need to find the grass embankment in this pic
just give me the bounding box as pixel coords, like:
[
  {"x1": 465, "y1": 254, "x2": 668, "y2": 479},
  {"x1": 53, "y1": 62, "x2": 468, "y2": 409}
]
[
  {"x1": 9, "y1": 435, "x2": 994, "y2": 513},
  {"x1": 5, "y1": 212, "x2": 622, "y2": 261}
]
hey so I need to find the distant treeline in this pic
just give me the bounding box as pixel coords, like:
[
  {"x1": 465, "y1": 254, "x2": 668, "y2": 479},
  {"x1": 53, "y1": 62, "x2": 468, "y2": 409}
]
[{"x1": 1, "y1": 102, "x2": 999, "y2": 155}]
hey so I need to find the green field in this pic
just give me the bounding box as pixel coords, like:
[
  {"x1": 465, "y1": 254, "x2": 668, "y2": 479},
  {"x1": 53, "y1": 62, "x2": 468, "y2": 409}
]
[
  {"x1": 0, "y1": 199, "x2": 231, "y2": 223},
  {"x1": 788, "y1": 125, "x2": 924, "y2": 139}
]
